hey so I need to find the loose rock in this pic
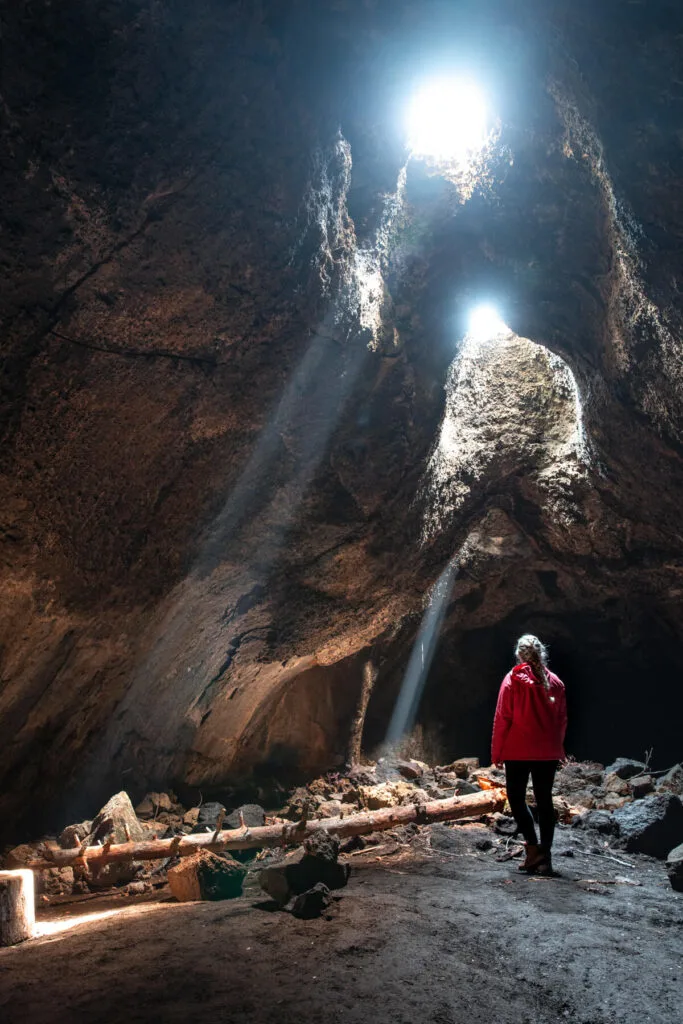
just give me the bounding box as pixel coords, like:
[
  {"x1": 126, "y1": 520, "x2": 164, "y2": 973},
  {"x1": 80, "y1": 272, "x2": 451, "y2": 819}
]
[
  {"x1": 191, "y1": 802, "x2": 226, "y2": 833},
  {"x1": 571, "y1": 810, "x2": 618, "y2": 835},
  {"x1": 604, "y1": 772, "x2": 631, "y2": 796},
  {"x1": 395, "y1": 759, "x2": 425, "y2": 781},
  {"x1": 665, "y1": 843, "x2": 683, "y2": 893},
  {"x1": 58, "y1": 821, "x2": 92, "y2": 849},
  {"x1": 86, "y1": 791, "x2": 146, "y2": 888},
  {"x1": 287, "y1": 882, "x2": 332, "y2": 919},
  {"x1": 657, "y1": 764, "x2": 683, "y2": 796},
  {"x1": 259, "y1": 830, "x2": 349, "y2": 905},
  {"x1": 630, "y1": 775, "x2": 655, "y2": 800},
  {"x1": 612, "y1": 794, "x2": 683, "y2": 858},
  {"x1": 225, "y1": 804, "x2": 266, "y2": 829},
  {"x1": 168, "y1": 850, "x2": 246, "y2": 902},
  {"x1": 135, "y1": 792, "x2": 173, "y2": 819},
  {"x1": 603, "y1": 758, "x2": 647, "y2": 781}
]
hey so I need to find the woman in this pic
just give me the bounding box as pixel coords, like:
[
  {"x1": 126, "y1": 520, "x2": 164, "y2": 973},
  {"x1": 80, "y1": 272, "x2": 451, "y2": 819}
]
[{"x1": 491, "y1": 634, "x2": 567, "y2": 875}]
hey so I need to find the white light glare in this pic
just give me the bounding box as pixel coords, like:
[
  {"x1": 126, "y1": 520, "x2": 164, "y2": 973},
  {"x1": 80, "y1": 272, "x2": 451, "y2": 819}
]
[
  {"x1": 407, "y1": 76, "x2": 488, "y2": 162},
  {"x1": 467, "y1": 305, "x2": 510, "y2": 342}
]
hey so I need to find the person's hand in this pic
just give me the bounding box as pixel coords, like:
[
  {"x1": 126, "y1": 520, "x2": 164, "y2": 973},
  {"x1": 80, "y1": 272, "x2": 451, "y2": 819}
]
[{"x1": 494, "y1": 762, "x2": 504, "y2": 770}]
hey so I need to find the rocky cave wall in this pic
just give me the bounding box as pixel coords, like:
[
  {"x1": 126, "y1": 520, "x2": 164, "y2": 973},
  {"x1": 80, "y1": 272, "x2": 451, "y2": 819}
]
[{"x1": 1, "y1": 0, "x2": 683, "y2": 841}]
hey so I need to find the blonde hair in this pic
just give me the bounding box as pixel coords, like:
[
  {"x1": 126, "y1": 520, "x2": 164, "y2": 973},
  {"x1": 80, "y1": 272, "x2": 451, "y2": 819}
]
[{"x1": 515, "y1": 634, "x2": 550, "y2": 692}]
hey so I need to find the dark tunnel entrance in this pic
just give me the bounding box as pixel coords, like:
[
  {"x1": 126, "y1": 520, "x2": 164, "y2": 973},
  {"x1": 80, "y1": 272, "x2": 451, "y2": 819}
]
[{"x1": 364, "y1": 605, "x2": 683, "y2": 771}]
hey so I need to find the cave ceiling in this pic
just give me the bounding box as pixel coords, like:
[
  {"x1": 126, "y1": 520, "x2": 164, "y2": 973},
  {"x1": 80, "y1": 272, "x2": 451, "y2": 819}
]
[{"x1": 1, "y1": 0, "x2": 683, "y2": 840}]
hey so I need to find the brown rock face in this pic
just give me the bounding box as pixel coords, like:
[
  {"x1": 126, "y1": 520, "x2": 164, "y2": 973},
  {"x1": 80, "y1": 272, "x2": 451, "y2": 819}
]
[{"x1": 1, "y1": 1, "x2": 683, "y2": 842}]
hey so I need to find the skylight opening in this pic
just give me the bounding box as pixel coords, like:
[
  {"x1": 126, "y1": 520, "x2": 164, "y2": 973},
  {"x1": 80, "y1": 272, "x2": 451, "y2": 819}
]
[{"x1": 406, "y1": 76, "x2": 489, "y2": 164}]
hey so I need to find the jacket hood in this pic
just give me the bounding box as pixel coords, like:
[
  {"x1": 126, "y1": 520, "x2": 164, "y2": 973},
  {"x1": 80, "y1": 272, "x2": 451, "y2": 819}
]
[{"x1": 511, "y1": 662, "x2": 543, "y2": 686}]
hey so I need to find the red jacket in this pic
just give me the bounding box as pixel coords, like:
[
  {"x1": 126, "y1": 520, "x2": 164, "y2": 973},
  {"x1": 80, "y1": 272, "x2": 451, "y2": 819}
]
[{"x1": 491, "y1": 663, "x2": 567, "y2": 763}]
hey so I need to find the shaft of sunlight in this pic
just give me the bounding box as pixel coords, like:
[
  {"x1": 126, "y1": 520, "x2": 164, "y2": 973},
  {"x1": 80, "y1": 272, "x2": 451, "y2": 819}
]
[{"x1": 385, "y1": 561, "x2": 458, "y2": 744}]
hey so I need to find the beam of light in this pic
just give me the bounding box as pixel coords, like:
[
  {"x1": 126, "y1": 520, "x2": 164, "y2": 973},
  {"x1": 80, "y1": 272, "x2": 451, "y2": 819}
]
[
  {"x1": 406, "y1": 77, "x2": 488, "y2": 162},
  {"x1": 87, "y1": 159, "x2": 411, "y2": 796},
  {"x1": 385, "y1": 560, "x2": 458, "y2": 745},
  {"x1": 36, "y1": 909, "x2": 123, "y2": 939},
  {"x1": 466, "y1": 304, "x2": 510, "y2": 342}
]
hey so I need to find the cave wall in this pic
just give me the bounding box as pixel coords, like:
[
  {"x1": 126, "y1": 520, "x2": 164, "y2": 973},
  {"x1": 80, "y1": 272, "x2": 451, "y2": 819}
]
[{"x1": 2, "y1": 0, "x2": 683, "y2": 841}]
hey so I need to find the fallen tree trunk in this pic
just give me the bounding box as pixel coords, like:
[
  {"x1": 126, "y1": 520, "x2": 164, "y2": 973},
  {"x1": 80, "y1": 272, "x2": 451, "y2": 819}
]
[{"x1": 28, "y1": 789, "x2": 506, "y2": 871}]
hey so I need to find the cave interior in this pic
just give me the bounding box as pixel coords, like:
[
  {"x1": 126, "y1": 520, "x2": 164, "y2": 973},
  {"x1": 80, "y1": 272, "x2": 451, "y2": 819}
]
[{"x1": 1, "y1": 0, "x2": 683, "y2": 846}]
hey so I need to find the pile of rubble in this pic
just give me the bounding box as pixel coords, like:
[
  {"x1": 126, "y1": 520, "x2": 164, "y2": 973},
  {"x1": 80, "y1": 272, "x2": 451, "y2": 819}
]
[{"x1": 2, "y1": 754, "x2": 682, "y2": 917}]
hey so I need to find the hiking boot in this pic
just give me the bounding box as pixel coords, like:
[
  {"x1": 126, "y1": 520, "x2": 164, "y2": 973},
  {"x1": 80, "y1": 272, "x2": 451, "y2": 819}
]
[
  {"x1": 518, "y1": 843, "x2": 545, "y2": 873},
  {"x1": 534, "y1": 847, "x2": 555, "y2": 876}
]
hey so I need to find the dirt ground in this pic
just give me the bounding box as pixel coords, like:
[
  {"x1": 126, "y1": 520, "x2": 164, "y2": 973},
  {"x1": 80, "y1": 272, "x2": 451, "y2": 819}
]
[{"x1": 1, "y1": 822, "x2": 681, "y2": 1024}]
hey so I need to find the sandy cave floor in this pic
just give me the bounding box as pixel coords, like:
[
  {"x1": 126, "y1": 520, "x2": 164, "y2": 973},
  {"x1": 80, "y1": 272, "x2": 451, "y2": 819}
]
[{"x1": 1, "y1": 823, "x2": 681, "y2": 1024}]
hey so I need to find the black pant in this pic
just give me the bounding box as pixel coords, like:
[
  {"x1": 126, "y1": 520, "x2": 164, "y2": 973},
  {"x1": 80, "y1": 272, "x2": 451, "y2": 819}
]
[{"x1": 504, "y1": 760, "x2": 558, "y2": 849}]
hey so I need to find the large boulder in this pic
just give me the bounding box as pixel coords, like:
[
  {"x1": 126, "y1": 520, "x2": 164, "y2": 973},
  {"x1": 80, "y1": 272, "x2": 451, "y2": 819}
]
[
  {"x1": 603, "y1": 758, "x2": 647, "y2": 781},
  {"x1": 89, "y1": 792, "x2": 145, "y2": 846},
  {"x1": 259, "y1": 830, "x2": 349, "y2": 905},
  {"x1": 665, "y1": 843, "x2": 683, "y2": 893},
  {"x1": 86, "y1": 791, "x2": 146, "y2": 888},
  {"x1": 612, "y1": 794, "x2": 683, "y2": 858}
]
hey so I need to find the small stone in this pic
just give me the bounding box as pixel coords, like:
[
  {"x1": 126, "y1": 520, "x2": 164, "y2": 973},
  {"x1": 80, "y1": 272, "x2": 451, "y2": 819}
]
[
  {"x1": 125, "y1": 880, "x2": 151, "y2": 896},
  {"x1": 600, "y1": 793, "x2": 630, "y2": 811},
  {"x1": 395, "y1": 759, "x2": 425, "y2": 781},
  {"x1": 455, "y1": 779, "x2": 482, "y2": 796},
  {"x1": 287, "y1": 882, "x2": 332, "y2": 919},
  {"x1": 4, "y1": 843, "x2": 46, "y2": 870},
  {"x1": 225, "y1": 804, "x2": 266, "y2": 829},
  {"x1": 630, "y1": 775, "x2": 655, "y2": 800},
  {"x1": 657, "y1": 764, "x2": 683, "y2": 797},
  {"x1": 40, "y1": 867, "x2": 74, "y2": 897},
  {"x1": 135, "y1": 792, "x2": 173, "y2": 819},
  {"x1": 571, "y1": 810, "x2": 618, "y2": 835},
  {"x1": 190, "y1": 802, "x2": 226, "y2": 833},
  {"x1": 183, "y1": 807, "x2": 200, "y2": 828},
  {"x1": 493, "y1": 814, "x2": 518, "y2": 836},
  {"x1": 168, "y1": 850, "x2": 246, "y2": 902},
  {"x1": 604, "y1": 772, "x2": 631, "y2": 796},
  {"x1": 603, "y1": 758, "x2": 647, "y2": 781},
  {"x1": 58, "y1": 821, "x2": 92, "y2": 849},
  {"x1": 317, "y1": 800, "x2": 343, "y2": 819},
  {"x1": 358, "y1": 783, "x2": 395, "y2": 809},
  {"x1": 439, "y1": 757, "x2": 480, "y2": 778},
  {"x1": 285, "y1": 789, "x2": 323, "y2": 821},
  {"x1": 665, "y1": 843, "x2": 683, "y2": 893}
]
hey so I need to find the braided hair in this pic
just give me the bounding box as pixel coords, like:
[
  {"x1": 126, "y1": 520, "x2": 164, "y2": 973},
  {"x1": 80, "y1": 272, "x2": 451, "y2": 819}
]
[{"x1": 515, "y1": 633, "x2": 550, "y2": 692}]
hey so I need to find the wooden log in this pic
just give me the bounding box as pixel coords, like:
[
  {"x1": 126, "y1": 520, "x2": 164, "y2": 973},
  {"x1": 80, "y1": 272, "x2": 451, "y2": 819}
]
[
  {"x1": 0, "y1": 869, "x2": 35, "y2": 946},
  {"x1": 26, "y1": 789, "x2": 505, "y2": 871}
]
